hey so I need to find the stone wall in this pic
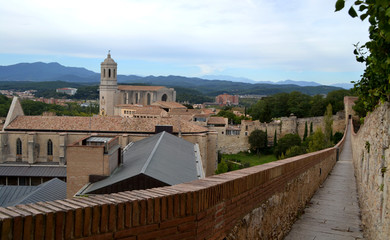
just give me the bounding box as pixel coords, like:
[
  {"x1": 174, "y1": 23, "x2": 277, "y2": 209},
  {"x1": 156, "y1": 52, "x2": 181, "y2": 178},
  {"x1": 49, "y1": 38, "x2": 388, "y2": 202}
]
[
  {"x1": 351, "y1": 102, "x2": 390, "y2": 240},
  {"x1": 0, "y1": 135, "x2": 344, "y2": 239},
  {"x1": 218, "y1": 112, "x2": 345, "y2": 154}
]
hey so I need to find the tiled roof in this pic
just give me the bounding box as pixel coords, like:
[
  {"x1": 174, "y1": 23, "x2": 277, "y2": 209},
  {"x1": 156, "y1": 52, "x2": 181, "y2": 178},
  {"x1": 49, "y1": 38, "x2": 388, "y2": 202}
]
[
  {"x1": 5, "y1": 116, "x2": 208, "y2": 134},
  {"x1": 80, "y1": 131, "x2": 201, "y2": 194},
  {"x1": 207, "y1": 117, "x2": 227, "y2": 125},
  {"x1": 0, "y1": 178, "x2": 66, "y2": 207},
  {"x1": 118, "y1": 85, "x2": 165, "y2": 91},
  {"x1": 152, "y1": 101, "x2": 186, "y2": 109},
  {"x1": 169, "y1": 109, "x2": 203, "y2": 116},
  {"x1": 0, "y1": 165, "x2": 66, "y2": 177}
]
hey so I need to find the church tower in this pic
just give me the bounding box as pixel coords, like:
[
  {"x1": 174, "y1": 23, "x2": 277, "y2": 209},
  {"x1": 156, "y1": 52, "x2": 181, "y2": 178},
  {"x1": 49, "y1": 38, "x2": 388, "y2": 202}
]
[{"x1": 99, "y1": 51, "x2": 118, "y2": 116}]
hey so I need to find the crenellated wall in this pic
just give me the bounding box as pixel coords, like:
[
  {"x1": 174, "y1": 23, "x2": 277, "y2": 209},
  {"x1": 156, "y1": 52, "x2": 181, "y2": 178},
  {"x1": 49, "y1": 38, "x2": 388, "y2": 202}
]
[
  {"x1": 351, "y1": 102, "x2": 390, "y2": 240},
  {"x1": 0, "y1": 133, "x2": 345, "y2": 239}
]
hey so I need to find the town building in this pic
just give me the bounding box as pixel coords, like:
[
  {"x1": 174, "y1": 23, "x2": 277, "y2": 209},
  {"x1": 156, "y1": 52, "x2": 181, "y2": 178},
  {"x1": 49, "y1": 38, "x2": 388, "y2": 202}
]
[
  {"x1": 56, "y1": 87, "x2": 77, "y2": 95},
  {"x1": 215, "y1": 93, "x2": 239, "y2": 106},
  {"x1": 71, "y1": 131, "x2": 204, "y2": 197},
  {"x1": 99, "y1": 52, "x2": 176, "y2": 116}
]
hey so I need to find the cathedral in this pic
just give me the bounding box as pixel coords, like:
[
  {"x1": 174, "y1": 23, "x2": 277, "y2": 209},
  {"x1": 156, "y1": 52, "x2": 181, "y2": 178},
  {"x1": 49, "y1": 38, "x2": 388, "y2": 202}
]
[{"x1": 99, "y1": 52, "x2": 176, "y2": 116}]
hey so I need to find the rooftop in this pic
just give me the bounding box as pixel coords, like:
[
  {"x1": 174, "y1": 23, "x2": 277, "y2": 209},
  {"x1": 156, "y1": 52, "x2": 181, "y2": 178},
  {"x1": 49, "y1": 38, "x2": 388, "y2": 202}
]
[{"x1": 5, "y1": 115, "x2": 208, "y2": 134}]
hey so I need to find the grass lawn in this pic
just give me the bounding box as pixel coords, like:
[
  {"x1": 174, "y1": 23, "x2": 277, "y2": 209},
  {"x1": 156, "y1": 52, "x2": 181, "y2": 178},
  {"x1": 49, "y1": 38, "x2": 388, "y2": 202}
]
[{"x1": 222, "y1": 152, "x2": 277, "y2": 167}]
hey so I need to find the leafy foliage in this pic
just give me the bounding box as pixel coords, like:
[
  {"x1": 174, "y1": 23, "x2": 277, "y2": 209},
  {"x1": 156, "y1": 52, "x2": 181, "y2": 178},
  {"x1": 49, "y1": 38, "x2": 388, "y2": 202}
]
[
  {"x1": 248, "y1": 129, "x2": 268, "y2": 154},
  {"x1": 20, "y1": 100, "x2": 99, "y2": 116},
  {"x1": 307, "y1": 128, "x2": 329, "y2": 153},
  {"x1": 274, "y1": 133, "x2": 301, "y2": 158},
  {"x1": 0, "y1": 95, "x2": 12, "y2": 117},
  {"x1": 324, "y1": 104, "x2": 334, "y2": 145},
  {"x1": 249, "y1": 90, "x2": 351, "y2": 121},
  {"x1": 336, "y1": 0, "x2": 390, "y2": 113}
]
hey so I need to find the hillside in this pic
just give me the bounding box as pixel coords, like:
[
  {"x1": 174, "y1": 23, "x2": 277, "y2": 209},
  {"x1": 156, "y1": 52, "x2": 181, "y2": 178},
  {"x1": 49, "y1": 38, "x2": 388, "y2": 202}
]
[{"x1": 0, "y1": 62, "x2": 342, "y2": 96}]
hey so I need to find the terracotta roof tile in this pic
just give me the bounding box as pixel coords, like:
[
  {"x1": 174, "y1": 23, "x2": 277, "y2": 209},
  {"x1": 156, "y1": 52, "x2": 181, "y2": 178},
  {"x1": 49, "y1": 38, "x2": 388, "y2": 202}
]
[
  {"x1": 117, "y1": 85, "x2": 165, "y2": 91},
  {"x1": 152, "y1": 101, "x2": 186, "y2": 109},
  {"x1": 207, "y1": 117, "x2": 227, "y2": 125},
  {"x1": 5, "y1": 116, "x2": 208, "y2": 134}
]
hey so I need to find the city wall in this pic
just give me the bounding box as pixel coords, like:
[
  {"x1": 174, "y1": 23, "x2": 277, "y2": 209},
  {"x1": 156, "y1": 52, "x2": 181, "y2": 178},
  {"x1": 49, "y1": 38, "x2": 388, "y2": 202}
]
[
  {"x1": 0, "y1": 131, "x2": 345, "y2": 239},
  {"x1": 351, "y1": 102, "x2": 390, "y2": 240},
  {"x1": 219, "y1": 112, "x2": 345, "y2": 154}
]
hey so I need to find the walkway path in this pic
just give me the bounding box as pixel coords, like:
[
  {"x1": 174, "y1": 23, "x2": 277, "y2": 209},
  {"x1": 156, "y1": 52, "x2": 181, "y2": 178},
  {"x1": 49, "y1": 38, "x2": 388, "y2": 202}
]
[{"x1": 285, "y1": 125, "x2": 364, "y2": 240}]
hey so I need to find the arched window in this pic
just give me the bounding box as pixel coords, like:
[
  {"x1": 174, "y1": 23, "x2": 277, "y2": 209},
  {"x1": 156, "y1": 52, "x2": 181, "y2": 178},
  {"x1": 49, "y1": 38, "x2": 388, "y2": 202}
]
[
  {"x1": 16, "y1": 138, "x2": 22, "y2": 155},
  {"x1": 113, "y1": 69, "x2": 116, "y2": 78},
  {"x1": 109, "y1": 69, "x2": 111, "y2": 78},
  {"x1": 103, "y1": 69, "x2": 106, "y2": 78},
  {"x1": 47, "y1": 139, "x2": 53, "y2": 156},
  {"x1": 161, "y1": 94, "x2": 167, "y2": 102}
]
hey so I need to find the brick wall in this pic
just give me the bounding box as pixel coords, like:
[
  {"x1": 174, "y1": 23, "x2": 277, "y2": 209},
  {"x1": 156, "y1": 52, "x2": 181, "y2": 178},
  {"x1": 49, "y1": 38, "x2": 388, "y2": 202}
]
[
  {"x1": 351, "y1": 102, "x2": 390, "y2": 240},
  {"x1": 0, "y1": 136, "x2": 344, "y2": 239}
]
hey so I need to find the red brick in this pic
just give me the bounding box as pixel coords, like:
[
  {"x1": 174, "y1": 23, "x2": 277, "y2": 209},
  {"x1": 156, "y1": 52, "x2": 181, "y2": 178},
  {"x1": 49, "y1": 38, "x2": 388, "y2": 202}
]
[
  {"x1": 138, "y1": 227, "x2": 177, "y2": 240},
  {"x1": 54, "y1": 211, "x2": 65, "y2": 239},
  {"x1": 124, "y1": 202, "x2": 132, "y2": 228},
  {"x1": 74, "y1": 208, "x2": 84, "y2": 238},
  {"x1": 0, "y1": 213, "x2": 12, "y2": 240},
  {"x1": 132, "y1": 201, "x2": 140, "y2": 227},
  {"x1": 83, "y1": 207, "x2": 92, "y2": 237},
  {"x1": 109, "y1": 204, "x2": 117, "y2": 232},
  {"x1": 160, "y1": 215, "x2": 196, "y2": 229},
  {"x1": 92, "y1": 206, "x2": 100, "y2": 235},
  {"x1": 100, "y1": 204, "x2": 109, "y2": 233},
  {"x1": 178, "y1": 221, "x2": 196, "y2": 233},
  {"x1": 160, "y1": 197, "x2": 167, "y2": 221},
  {"x1": 65, "y1": 210, "x2": 74, "y2": 239},
  {"x1": 180, "y1": 194, "x2": 186, "y2": 217},
  {"x1": 34, "y1": 214, "x2": 44, "y2": 240},
  {"x1": 167, "y1": 196, "x2": 174, "y2": 219},
  {"x1": 78, "y1": 232, "x2": 114, "y2": 240},
  {"x1": 114, "y1": 224, "x2": 159, "y2": 239},
  {"x1": 160, "y1": 229, "x2": 196, "y2": 240},
  {"x1": 154, "y1": 198, "x2": 160, "y2": 223},
  {"x1": 0, "y1": 208, "x2": 23, "y2": 240},
  {"x1": 147, "y1": 198, "x2": 154, "y2": 224},
  {"x1": 173, "y1": 195, "x2": 180, "y2": 218},
  {"x1": 139, "y1": 200, "x2": 147, "y2": 225},
  {"x1": 117, "y1": 203, "x2": 125, "y2": 231}
]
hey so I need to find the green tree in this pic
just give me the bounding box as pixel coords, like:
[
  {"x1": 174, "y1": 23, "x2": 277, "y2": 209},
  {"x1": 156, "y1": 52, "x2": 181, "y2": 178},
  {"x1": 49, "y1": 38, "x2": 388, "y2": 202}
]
[
  {"x1": 324, "y1": 104, "x2": 333, "y2": 145},
  {"x1": 307, "y1": 128, "x2": 327, "y2": 152},
  {"x1": 310, "y1": 122, "x2": 313, "y2": 135},
  {"x1": 336, "y1": 0, "x2": 390, "y2": 113},
  {"x1": 284, "y1": 145, "x2": 307, "y2": 159},
  {"x1": 274, "y1": 133, "x2": 301, "y2": 158},
  {"x1": 303, "y1": 121, "x2": 308, "y2": 141},
  {"x1": 248, "y1": 129, "x2": 268, "y2": 155},
  {"x1": 215, "y1": 161, "x2": 228, "y2": 174}
]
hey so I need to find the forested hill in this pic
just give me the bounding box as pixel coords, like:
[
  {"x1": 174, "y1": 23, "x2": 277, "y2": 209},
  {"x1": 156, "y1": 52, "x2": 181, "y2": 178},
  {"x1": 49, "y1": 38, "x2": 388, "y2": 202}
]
[{"x1": 0, "y1": 62, "x2": 342, "y2": 96}]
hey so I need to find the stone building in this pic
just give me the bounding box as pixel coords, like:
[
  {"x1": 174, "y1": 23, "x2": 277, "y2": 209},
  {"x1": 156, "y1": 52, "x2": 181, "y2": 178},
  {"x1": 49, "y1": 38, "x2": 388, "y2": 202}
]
[
  {"x1": 99, "y1": 52, "x2": 176, "y2": 116},
  {"x1": 0, "y1": 98, "x2": 218, "y2": 178}
]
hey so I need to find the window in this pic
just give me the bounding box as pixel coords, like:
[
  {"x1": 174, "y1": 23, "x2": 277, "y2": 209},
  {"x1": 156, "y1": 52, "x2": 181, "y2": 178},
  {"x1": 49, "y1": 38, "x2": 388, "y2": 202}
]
[
  {"x1": 113, "y1": 69, "x2": 116, "y2": 78},
  {"x1": 16, "y1": 138, "x2": 22, "y2": 155},
  {"x1": 109, "y1": 69, "x2": 111, "y2": 78},
  {"x1": 47, "y1": 139, "x2": 53, "y2": 156},
  {"x1": 161, "y1": 94, "x2": 168, "y2": 101},
  {"x1": 103, "y1": 69, "x2": 106, "y2": 78}
]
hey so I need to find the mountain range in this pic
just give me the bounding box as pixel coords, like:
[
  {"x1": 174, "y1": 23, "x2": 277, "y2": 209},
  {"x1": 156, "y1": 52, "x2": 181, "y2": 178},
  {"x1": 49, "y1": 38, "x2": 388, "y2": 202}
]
[{"x1": 0, "y1": 62, "x2": 350, "y2": 96}]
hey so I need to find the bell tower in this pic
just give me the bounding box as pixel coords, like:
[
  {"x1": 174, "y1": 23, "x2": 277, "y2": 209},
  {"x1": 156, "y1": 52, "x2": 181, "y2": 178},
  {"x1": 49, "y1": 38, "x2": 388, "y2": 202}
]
[{"x1": 99, "y1": 51, "x2": 118, "y2": 116}]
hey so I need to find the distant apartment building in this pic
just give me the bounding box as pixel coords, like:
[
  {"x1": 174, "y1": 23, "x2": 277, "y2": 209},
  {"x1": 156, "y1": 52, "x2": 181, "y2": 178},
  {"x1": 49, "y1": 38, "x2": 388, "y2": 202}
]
[
  {"x1": 56, "y1": 87, "x2": 77, "y2": 95},
  {"x1": 215, "y1": 93, "x2": 239, "y2": 106}
]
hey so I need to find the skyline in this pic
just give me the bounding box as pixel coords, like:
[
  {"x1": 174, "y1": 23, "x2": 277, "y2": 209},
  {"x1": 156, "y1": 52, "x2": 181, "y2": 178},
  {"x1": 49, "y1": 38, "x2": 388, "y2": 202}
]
[{"x1": 0, "y1": 0, "x2": 369, "y2": 85}]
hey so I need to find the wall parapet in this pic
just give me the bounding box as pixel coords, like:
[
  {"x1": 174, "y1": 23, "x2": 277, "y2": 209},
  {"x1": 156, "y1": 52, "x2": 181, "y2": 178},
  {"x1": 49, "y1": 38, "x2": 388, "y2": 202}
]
[
  {"x1": 0, "y1": 141, "x2": 344, "y2": 239},
  {"x1": 350, "y1": 102, "x2": 390, "y2": 240}
]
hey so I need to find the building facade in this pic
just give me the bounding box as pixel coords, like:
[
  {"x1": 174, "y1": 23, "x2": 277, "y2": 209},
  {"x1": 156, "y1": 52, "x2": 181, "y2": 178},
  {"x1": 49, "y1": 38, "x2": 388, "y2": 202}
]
[{"x1": 99, "y1": 52, "x2": 176, "y2": 116}]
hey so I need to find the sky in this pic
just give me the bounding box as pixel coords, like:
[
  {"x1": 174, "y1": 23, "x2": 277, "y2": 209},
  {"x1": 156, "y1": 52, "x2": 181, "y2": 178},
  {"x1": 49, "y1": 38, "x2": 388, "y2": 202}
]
[{"x1": 0, "y1": 0, "x2": 370, "y2": 85}]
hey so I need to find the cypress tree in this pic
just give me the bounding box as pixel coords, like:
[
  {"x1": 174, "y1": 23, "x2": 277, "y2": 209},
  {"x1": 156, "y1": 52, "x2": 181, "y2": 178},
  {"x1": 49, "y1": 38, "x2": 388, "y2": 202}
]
[
  {"x1": 310, "y1": 122, "x2": 313, "y2": 135},
  {"x1": 303, "y1": 121, "x2": 308, "y2": 141},
  {"x1": 273, "y1": 129, "x2": 277, "y2": 147}
]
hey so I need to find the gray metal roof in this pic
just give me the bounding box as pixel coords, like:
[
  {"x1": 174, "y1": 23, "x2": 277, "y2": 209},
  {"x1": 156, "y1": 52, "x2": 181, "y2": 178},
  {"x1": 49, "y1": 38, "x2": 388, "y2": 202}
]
[
  {"x1": 82, "y1": 131, "x2": 201, "y2": 194},
  {"x1": 86, "y1": 137, "x2": 113, "y2": 143},
  {"x1": 0, "y1": 178, "x2": 66, "y2": 207},
  {"x1": 0, "y1": 165, "x2": 66, "y2": 177}
]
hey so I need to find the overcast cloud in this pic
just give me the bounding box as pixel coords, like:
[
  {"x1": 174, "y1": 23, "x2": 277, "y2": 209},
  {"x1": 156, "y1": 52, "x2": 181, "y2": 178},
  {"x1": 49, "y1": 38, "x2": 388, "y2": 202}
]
[{"x1": 0, "y1": 0, "x2": 369, "y2": 84}]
